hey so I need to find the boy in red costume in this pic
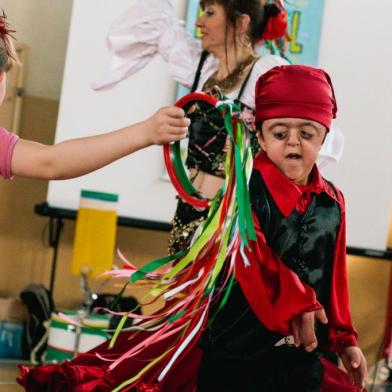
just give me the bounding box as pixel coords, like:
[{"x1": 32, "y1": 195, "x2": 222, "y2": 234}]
[{"x1": 198, "y1": 65, "x2": 367, "y2": 391}]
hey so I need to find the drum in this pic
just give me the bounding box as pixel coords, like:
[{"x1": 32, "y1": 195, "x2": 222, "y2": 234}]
[{"x1": 45, "y1": 311, "x2": 110, "y2": 363}]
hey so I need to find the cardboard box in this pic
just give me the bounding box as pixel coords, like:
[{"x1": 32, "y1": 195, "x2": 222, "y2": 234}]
[{"x1": 0, "y1": 297, "x2": 28, "y2": 323}]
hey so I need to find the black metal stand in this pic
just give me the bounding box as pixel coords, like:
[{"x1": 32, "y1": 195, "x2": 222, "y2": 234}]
[
  {"x1": 35, "y1": 201, "x2": 392, "y2": 296},
  {"x1": 35, "y1": 201, "x2": 172, "y2": 295},
  {"x1": 48, "y1": 217, "x2": 64, "y2": 295},
  {"x1": 347, "y1": 246, "x2": 392, "y2": 261}
]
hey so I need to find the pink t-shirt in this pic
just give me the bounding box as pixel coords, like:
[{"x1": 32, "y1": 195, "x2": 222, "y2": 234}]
[{"x1": 0, "y1": 127, "x2": 19, "y2": 179}]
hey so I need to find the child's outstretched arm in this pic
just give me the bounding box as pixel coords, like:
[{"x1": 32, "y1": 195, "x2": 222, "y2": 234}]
[{"x1": 11, "y1": 106, "x2": 189, "y2": 180}]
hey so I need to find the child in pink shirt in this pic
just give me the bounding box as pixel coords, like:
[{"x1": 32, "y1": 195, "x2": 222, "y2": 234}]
[
  {"x1": 0, "y1": 14, "x2": 188, "y2": 180},
  {"x1": 0, "y1": 127, "x2": 18, "y2": 178}
]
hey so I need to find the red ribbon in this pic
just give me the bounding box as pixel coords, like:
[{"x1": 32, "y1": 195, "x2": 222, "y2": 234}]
[{"x1": 163, "y1": 143, "x2": 209, "y2": 209}]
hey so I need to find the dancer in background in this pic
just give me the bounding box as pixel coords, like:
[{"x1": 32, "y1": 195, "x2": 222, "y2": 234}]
[
  {"x1": 91, "y1": 0, "x2": 343, "y2": 257},
  {"x1": 0, "y1": 13, "x2": 188, "y2": 181},
  {"x1": 92, "y1": 0, "x2": 289, "y2": 254}
]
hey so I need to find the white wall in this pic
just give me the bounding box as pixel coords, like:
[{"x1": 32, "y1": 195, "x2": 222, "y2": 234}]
[
  {"x1": 319, "y1": 0, "x2": 392, "y2": 249},
  {"x1": 47, "y1": 0, "x2": 392, "y2": 250},
  {"x1": 47, "y1": 0, "x2": 186, "y2": 224},
  {"x1": 1, "y1": 0, "x2": 73, "y2": 99}
]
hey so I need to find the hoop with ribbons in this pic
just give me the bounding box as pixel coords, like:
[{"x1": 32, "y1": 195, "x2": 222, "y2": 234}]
[{"x1": 163, "y1": 92, "x2": 218, "y2": 210}]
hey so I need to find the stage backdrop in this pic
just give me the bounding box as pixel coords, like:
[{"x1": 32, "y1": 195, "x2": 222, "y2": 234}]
[
  {"x1": 177, "y1": 0, "x2": 325, "y2": 98},
  {"x1": 47, "y1": 0, "x2": 392, "y2": 251}
]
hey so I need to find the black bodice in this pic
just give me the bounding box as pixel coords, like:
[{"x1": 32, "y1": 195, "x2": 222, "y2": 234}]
[{"x1": 185, "y1": 100, "x2": 260, "y2": 178}]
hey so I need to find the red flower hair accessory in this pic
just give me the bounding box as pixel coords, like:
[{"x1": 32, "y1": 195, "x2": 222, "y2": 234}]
[{"x1": 262, "y1": 7, "x2": 288, "y2": 41}]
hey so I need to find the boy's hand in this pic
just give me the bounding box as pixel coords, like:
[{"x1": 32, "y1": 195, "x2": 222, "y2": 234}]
[
  {"x1": 290, "y1": 308, "x2": 328, "y2": 352},
  {"x1": 340, "y1": 346, "x2": 367, "y2": 391},
  {"x1": 146, "y1": 106, "x2": 190, "y2": 145}
]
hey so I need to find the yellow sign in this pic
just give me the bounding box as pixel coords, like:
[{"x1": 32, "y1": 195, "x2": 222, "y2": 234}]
[{"x1": 71, "y1": 190, "x2": 118, "y2": 277}]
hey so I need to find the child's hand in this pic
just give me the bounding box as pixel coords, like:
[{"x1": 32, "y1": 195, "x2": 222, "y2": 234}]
[
  {"x1": 340, "y1": 346, "x2": 367, "y2": 391},
  {"x1": 290, "y1": 308, "x2": 328, "y2": 352},
  {"x1": 146, "y1": 106, "x2": 190, "y2": 145}
]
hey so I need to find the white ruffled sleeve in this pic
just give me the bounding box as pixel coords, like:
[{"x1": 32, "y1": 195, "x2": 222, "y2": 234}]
[
  {"x1": 239, "y1": 55, "x2": 289, "y2": 110},
  {"x1": 317, "y1": 123, "x2": 344, "y2": 168},
  {"x1": 92, "y1": 0, "x2": 202, "y2": 91}
]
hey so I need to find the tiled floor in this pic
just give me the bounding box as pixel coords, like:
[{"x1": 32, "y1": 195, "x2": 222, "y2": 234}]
[
  {"x1": 0, "y1": 360, "x2": 24, "y2": 391},
  {"x1": 369, "y1": 386, "x2": 392, "y2": 392},
  {"x1": 367, "y1": 361, "x2": 392, "y2": 391}
]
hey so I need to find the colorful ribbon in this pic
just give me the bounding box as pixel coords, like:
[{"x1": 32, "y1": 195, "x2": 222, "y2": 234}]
[{"x1": 101, "y1": 92, "x2": 256, "y2": 390}]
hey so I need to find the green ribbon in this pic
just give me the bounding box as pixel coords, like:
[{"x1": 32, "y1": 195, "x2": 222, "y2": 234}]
[
  {"x1": 163, "y1": 203, "x2": 222, "y2": 280},
  {"x1": 109, "y1": 313, "x2": 129, "y2": 349},
  {"x1": 109, "y1": 282, "x2": 129, "y2": 310},
  {"x1": 131, "y1": 251, "x2": 186, "y2": 283},
  {"x1": 168, "y1": 311, "x2": 186, "y2": 324},
  {"x1": 171, "y1": 142, "x2": 199, "y2": 195},
  {"x1": 217, "y1": 103, "x2": 256, "y2": 245}
]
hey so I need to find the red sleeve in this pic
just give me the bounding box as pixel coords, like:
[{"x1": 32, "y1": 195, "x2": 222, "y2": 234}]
[
  {"x1": 235, "y1": 213, "x2": 322, "y2": 336},
  {"x1": 326, "y1": 190, "x2": 358, "y2": 352}
]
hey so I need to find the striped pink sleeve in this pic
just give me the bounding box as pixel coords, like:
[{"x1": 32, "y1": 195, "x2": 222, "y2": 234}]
[{"x1": 0, "y1": 127, "x2": 19, "y2": 179}]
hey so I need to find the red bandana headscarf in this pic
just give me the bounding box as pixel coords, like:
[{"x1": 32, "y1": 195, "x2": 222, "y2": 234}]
[{"x1": 255, "y1": 65, "x2": 337, "y2": 131}]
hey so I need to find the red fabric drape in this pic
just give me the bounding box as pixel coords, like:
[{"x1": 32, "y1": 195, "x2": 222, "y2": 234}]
[
  {"x1": 18, "y1": 329, "x2": 201, "y2": 392},
  {"x1": 326, "y1": 189, "x2": 358, "y2": 351}
]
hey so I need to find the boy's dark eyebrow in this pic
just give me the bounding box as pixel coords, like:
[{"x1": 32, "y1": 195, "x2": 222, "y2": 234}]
[
  {"x1": 267, "y1": 122, "x2": 289, "y2": 130},
  {"x1": 299, "y1": 122, "x2": 321, "y2": 132},
  {"x1": 268, "y1": 121, "x2": 321, "y2": 132}
]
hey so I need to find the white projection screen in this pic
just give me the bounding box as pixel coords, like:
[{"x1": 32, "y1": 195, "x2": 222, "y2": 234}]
[{"x1": 46, "y1": 0, "x2": 392, "y2": 251}]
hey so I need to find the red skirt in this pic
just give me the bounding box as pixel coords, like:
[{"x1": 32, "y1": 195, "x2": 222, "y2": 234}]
[{"x1": 18, "y1": 329, "x2": 361, "y2": 392}]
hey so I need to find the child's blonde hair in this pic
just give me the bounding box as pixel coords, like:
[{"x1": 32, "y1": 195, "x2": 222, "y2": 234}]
[{"x1": 0, "y1": 10, "x2": 19, "y2": 72}]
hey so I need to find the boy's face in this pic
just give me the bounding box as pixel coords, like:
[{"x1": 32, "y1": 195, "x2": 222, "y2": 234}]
[{"x1": 258, "y1": 118, "x2": 327, "y2": 185}]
